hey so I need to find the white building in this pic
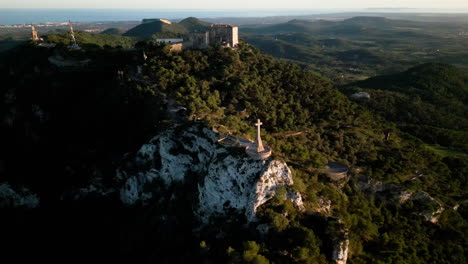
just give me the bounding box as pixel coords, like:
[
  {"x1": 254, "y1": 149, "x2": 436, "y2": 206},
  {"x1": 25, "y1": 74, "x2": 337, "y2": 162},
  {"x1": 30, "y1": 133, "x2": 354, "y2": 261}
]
[{"x1": 155, "y1": 38, "x2": 184, "y2": 44}]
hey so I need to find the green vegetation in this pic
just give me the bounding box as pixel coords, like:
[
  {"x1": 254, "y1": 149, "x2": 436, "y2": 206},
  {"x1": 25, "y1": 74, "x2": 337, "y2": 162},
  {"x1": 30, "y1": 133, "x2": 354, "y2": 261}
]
[
  {"x1": 343, "y1": 63, "x2": 468, "y2": 152},
  {"x1": 0, "y1": 21, "x2": 140, "y2": 52},
  {"x1": 424, "y1": 144, "x2": 468, "y2": 158},
  {"x1": 242, "y1": 17, "x2": 468, "y2": 84},
  {"x1": 45, "y1": 31, "x2": 138, "y2": 48},
  {"x1": 0, "y1": 31, "x2": 466, "y2": 263},
  {"x1": 123, "y1": 17, "x2": 211, "y2": 39},
  {"x1": 134, "y1": 42, "x2": 467, "y2": 263},
  {"x1": 100, "y1": 27, "x2": 126, "y2": 35}
]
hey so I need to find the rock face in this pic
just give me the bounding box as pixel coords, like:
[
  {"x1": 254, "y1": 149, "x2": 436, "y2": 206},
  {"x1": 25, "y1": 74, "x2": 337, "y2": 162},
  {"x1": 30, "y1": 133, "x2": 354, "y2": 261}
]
[
  {"x1": 330, "y1": 219, "x2": 349, "y2": 264},
  {"x1": 356, "y1": 176, "x2": 444, "y2": 223},
  {"x1": 409, "y1": 191, "x2": 444, "y2": 223},
  {"x1": 312, "y1": 197, "x2": 332, "y2": 215},
  {"x1": 0, "y1": 184, "x2": 39, "y2": 208},
  {"x1": 332, "y1": 237, "x2": 349, "y2": 264},
  {"x1": 118, "y1": 125, "x2": 303, "y2": 222},
  {"x1": 350, "y1": 92, "x2": 370, "y2": 100}
]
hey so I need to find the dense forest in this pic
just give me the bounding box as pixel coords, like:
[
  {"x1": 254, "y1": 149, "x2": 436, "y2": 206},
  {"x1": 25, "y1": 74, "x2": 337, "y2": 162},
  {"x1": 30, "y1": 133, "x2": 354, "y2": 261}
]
[
  {"x1": 342, "y1": 63, "x2": 468, "y2": 154},
  {"x1": 135, "y1": 42, "x2": 467, "y2": 263},
  {"x1": 0, "y1": 34, "x2": 466, "y2": 263}
]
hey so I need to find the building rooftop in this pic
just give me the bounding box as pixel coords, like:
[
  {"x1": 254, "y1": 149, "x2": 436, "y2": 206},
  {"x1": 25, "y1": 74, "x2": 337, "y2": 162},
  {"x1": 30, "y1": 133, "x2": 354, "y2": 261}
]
[
  {"x1": 325, "y1": 162, "x2": 349, "y2": 174},
  {"x1": 211, "y1": 24, "x2": 238, "y2": 28}
]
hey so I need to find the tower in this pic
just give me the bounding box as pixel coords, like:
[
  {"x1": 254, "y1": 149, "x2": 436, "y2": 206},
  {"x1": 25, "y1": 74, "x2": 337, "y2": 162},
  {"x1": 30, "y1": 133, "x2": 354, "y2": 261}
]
[
  {"x1": 31, "y1": 24, "x2": 40, "y2": 42},
  {"x1": 68, "y1": 20, "x2": 80, "y2": 49},
  {"x1": 209, "y1": 24, "x2": 239, "y2": 47}
]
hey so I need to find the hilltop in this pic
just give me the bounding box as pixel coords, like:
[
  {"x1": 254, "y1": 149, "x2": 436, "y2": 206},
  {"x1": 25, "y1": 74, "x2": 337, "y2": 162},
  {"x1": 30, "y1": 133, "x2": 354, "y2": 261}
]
[
  {"x1": 100, "y1": 28, "x2": 126, "y2": 35},
  {"x1": 123, "y1": 17, "x2": 211, "y2": 38},
  {"x1": 0, "y1": 41, "x2": 466, "y2": 263}
]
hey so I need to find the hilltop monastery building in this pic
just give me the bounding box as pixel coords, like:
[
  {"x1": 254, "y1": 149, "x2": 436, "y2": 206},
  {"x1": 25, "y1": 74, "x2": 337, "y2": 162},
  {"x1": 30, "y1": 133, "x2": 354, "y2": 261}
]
[
  {"x1": 152, "y1": 18, "x2": 239, "y2": 50},
  {"x1": 185, "y1": 24, "x2": 239, "y2": 49}
]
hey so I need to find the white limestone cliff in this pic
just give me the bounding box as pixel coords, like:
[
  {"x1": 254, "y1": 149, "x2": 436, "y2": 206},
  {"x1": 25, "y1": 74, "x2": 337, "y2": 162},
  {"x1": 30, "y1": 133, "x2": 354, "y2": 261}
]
[
  {"x1": 118, "y1": 125, "x2": 303, "y2": 222},
  {"x1": 332, "y1": 237, "x2": 349, "y2": 264}
]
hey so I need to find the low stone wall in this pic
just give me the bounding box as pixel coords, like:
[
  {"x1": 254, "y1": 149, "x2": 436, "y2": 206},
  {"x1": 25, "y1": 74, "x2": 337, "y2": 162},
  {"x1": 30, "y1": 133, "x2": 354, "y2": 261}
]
[{"x1": 246, "y1": 145, "x2": 272, "y2": 160}]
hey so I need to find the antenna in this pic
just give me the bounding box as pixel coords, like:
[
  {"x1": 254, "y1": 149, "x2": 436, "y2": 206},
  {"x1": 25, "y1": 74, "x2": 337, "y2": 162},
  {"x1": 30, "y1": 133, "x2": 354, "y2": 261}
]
[
  {"x1": 68, "y1": 20, "x2": 80, "y2": 49},
  {"x1": 31, "y1": 24, "x2": 40, "y2": 42}
]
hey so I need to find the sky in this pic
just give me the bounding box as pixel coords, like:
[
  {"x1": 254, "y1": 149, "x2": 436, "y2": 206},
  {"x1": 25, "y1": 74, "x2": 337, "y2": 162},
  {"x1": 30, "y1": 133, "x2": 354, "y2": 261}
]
[{"x1": 1, "y1": 0, "x2": 468, "y2": 9}]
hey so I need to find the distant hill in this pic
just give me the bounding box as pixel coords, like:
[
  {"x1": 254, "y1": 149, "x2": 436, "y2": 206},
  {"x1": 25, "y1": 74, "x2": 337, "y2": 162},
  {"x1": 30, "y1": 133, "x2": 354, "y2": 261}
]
[
  {"x1": 343, "y1": 63, "x2": 468, "y2": 152},
  {"x1": 178, "y1": 17, "x2": 211, "y2": 32},
  {"x1": 243, "y1": 16, "x2": 450, "y2": 37},
  {"x1": 241, "y1": 16, "x2": 468, "y2": 84},
  {"x1": 123, "y1": 17, "x2": 211, "y2": 38},
  {"x1": 100, "y1": 28, "x2": 125, "y2": 35}
]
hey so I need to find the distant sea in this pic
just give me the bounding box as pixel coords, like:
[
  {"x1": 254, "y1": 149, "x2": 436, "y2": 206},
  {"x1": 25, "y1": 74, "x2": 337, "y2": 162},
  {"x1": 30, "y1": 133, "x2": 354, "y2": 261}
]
[
  {"x1": 0, "y1": 8, "x2": 349, "y2": 25},
  {"x1": 1, "y1": 8, "x2": 467, "y2": 25}
]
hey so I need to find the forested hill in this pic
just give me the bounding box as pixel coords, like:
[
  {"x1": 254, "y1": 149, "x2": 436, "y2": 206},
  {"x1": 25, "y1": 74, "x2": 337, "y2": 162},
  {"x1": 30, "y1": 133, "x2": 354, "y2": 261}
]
[
  {"x1": 123, "y1": 17, "x2": 211, "y2": 38},
  {"x1": 0, "y1": 42, "x2": 466, "y2": 263},
  {"x1": 343, "y1": 63, "x2": 468, "y2": 153}
]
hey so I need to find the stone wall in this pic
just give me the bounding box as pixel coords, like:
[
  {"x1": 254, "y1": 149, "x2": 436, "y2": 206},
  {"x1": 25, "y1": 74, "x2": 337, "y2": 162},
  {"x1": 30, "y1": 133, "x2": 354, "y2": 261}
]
[
  {"x1": 155, "y1": 38, "x2": 183, "y2": 44},
  {"x1": 185, "y1": 24, "x2": 239, "y2": 49},
  {"x1": 186, "y1": 31, "x2": 209, "y2": 49},
  {"x1": 209, "y1": 25, "x2": 239, "y2": 47}
]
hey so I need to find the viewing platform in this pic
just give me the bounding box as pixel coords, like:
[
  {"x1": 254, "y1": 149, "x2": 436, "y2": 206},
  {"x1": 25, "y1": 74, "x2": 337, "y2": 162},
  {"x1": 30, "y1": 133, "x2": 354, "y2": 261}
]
[
  {"x1": 217, "y1": 119, "x2": 272, "y2": 160},
  {"x1": 246, "y1": 144, "x2": 272, "y2": 160},
  {"x1": 246, "y1": 119, "x2": 272, "y2": 160}
]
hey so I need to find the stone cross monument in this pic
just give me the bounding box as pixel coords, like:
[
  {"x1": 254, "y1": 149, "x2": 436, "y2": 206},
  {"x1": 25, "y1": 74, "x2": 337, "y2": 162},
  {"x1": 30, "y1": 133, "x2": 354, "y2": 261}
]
[
  {"x1": 246, "y1": 119, "x2": 272, "y2": 160},
  {"x1": 255, "y1": 119, "x2": 265, "y2": 152}
]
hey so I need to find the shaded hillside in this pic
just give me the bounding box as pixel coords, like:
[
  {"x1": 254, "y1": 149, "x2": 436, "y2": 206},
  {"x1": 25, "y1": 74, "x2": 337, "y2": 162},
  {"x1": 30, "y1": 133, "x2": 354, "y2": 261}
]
[
  {"x1": 123, "y1": 17, "x2": 211, "y2": 38},
  {"x1": 343, "y1": 63, "x2": 468, "y2": 152},
  {"x1": 123, "y1": 42, "x2": 467, "y2": 264},
  {"x1": 0, "y1": 42, "x2": 466, "y2": 264},
  {"x1": 178, "y1": 17, "x2": 212, "y2": 32},
  {"x1": 100, "y1": 28, "x2": 125, "y2": 35}
]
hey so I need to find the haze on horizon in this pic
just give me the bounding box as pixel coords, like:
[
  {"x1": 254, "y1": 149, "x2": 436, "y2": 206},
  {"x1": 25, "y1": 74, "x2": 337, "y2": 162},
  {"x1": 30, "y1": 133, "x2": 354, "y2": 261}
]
[{"x1": 1, "y1": 0, "x2": 468, "y2": 9}]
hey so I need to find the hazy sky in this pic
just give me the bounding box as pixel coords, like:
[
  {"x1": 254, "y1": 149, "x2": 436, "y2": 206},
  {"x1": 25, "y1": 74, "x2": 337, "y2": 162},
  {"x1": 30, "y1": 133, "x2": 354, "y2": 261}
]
[{"x1": 1, "y1": 0, "x2": 468, "y2": 9}]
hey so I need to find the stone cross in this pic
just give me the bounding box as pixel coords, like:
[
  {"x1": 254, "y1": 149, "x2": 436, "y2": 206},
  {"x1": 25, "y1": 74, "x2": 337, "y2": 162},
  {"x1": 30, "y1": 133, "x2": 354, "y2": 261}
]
[{"x1": 255, "y1": 119, "x2": 264, "y2": 152}]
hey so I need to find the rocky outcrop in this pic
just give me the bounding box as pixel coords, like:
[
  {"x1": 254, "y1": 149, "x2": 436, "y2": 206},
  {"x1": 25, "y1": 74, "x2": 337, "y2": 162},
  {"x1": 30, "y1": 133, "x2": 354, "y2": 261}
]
[
  {"x1": 332, "y1": 237, "x2": 349, "y2": 264},
  {"x1": 356, "y1": 176, "x2": 444, "y2": 223},
  {"x1": 331, "y1": 220, "x2": 349, "y2": 264},
  {"x1": 72, "y1": 177, "x2": 116, "y2": 201},
  {"x1": 0, "y1": 183, "x2": 39, "y2": 208},
  {"x1": 118, "y1": 124, "x2": 303, "y2": 222},
  {"x1": 409, "y1": 191, "x2": 444, "y2": 223},
  {"x1": 312, "y1": 197, "x2": 332, "y2": 215}
]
